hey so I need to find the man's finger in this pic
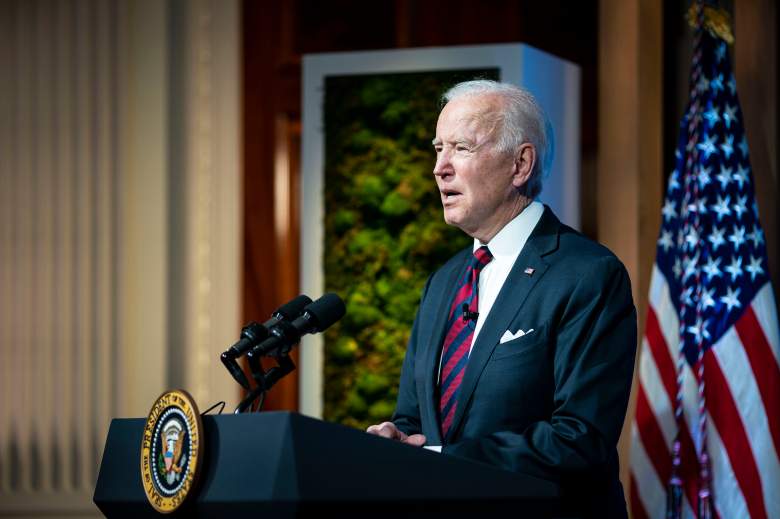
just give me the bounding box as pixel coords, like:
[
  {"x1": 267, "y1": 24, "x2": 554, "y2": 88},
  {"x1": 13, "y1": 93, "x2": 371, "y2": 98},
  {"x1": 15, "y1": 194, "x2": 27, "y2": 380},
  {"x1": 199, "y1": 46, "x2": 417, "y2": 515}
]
[
  {"x1": 403, "y1": 434, "x2": 427, "y2": 447},
  {"x1": 378, "y1": 422, "x2": 399, "y2": 439},
  {"x1": 366, "y1": 422, "x2": 398, "y2": 439}
]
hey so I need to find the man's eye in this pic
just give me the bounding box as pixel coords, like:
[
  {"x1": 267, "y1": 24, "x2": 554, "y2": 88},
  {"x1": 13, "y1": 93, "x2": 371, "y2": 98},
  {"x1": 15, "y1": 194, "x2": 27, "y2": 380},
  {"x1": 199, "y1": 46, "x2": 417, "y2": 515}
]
[{"x1": 456, "y1": 145, "x2": 470, "y2": 152}]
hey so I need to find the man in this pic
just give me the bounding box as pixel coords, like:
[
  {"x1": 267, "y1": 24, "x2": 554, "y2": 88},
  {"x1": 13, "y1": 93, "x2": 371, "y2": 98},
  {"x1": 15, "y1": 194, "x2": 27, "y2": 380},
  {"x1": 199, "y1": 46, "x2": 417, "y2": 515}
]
[{"x1": 367, "y1": 80, "x2": 637, "y2": 516}]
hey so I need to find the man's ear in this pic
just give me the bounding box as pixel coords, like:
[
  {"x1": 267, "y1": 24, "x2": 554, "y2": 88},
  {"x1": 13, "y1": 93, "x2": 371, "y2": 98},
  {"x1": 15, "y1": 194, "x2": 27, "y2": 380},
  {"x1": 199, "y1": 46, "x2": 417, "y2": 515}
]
[{"x1": 511, "y1": 143, "x2": 536, "y2": 189}]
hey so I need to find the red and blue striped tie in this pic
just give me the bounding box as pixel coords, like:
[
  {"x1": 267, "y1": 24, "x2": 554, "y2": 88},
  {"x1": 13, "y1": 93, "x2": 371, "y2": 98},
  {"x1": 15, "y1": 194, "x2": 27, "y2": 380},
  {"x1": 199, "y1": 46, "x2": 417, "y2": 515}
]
[{"x1": 439, "y1": 245, "x2": 493, "y2": 439}]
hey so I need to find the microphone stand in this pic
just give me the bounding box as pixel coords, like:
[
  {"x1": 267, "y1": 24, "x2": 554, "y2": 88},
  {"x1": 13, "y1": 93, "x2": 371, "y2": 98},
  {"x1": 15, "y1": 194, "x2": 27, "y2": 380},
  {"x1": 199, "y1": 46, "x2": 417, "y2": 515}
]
[
  {"x1": 233, "y1": 352, "x2": 296, "y2": 414},
  {"x1": 221, "y1": 352, "x2": 251, "y2": 390}
]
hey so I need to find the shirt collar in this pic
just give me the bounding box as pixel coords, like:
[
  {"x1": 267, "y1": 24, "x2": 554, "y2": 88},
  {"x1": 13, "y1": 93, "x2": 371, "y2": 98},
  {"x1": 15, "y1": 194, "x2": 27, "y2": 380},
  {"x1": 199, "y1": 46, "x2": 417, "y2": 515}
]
[{"x1": 473, "y1": 201, "x2": 545, "y2": 262}]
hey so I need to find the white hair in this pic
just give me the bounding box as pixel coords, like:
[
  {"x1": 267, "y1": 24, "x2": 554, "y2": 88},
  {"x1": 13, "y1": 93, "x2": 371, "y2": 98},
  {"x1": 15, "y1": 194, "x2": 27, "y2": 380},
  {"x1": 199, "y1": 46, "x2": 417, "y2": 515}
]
[{"x1": 442, "y1": 80, "x2": 554, "y2": 198}]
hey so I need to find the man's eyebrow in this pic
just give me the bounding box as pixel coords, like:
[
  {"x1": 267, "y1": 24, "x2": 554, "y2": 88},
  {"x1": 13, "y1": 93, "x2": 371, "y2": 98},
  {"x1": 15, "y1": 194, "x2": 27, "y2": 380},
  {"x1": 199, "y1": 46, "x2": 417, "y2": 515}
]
[{"x1": 432, "y1": 137, "x2": 476, "y2": 146}]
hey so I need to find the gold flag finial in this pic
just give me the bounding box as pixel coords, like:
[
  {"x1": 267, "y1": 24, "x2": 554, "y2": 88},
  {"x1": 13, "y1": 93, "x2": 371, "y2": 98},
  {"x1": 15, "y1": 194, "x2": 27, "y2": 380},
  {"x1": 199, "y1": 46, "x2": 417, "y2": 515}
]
[{"x1": 687, "y1": 3, "x2": 735, "y2": 44}]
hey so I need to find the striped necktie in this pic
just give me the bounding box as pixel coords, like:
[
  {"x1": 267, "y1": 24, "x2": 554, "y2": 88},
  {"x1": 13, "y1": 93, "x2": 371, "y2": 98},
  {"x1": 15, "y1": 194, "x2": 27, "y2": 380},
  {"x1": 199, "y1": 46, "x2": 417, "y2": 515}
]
[{"x1": 439, "y1": 245, "x2": 493, "y2": 439}]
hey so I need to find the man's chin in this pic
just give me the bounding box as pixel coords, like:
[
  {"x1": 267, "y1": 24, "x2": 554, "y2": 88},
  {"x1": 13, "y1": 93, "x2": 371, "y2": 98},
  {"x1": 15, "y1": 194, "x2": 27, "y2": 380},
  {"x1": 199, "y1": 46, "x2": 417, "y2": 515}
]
[
  {"x1": 442, "y1": 211, "x2": 467, "y2": 232},
  {"x1": 442, "y1": 210, "x2": 459, "y2": 227}
]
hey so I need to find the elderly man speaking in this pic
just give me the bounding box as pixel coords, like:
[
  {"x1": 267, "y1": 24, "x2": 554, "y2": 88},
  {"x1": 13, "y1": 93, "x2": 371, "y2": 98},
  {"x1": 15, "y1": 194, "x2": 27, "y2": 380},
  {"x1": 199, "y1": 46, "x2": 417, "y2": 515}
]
[{"x1": 367, "y1": 80, "x2": 637, "y2": 516}]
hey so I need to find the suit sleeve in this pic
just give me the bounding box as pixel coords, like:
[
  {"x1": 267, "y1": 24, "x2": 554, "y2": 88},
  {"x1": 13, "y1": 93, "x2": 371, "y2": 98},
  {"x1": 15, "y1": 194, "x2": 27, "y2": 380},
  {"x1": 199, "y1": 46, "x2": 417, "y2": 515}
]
[
  {"x1": 391, "y1": 274, "x2": 433, "y2": 437},
  {"x1": 442, "y1": 255, "x2": 637, "y2": 482}
]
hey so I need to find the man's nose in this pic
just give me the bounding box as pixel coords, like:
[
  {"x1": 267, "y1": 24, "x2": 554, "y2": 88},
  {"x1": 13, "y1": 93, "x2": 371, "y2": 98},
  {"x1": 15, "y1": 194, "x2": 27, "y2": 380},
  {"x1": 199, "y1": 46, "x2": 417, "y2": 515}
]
[{"x1": 433, "y1": 150, "x2": 452, "y2": 177}]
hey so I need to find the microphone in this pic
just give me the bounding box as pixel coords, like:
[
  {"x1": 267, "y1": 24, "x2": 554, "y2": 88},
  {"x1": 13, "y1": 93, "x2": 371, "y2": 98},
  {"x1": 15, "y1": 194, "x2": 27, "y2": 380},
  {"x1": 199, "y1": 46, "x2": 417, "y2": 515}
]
[
  {"x1": 247, "y1": 293, "x2": 346, "y2": 358},
  {"x1": 221, "y1": 295, "x2": 312, "y2": 390},
  {"x1": 461, "y1": 303, "x2": 479, "y2": 323},
  {"x1": 223, "y1": 294, "x2": 312, "y2": 360}
]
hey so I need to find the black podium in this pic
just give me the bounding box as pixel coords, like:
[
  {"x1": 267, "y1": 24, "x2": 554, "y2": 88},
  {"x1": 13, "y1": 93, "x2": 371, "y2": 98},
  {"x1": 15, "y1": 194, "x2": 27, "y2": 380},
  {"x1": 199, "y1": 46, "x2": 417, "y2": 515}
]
[{"x1": 94, "y1": 411, "x2": 563, "y2": 518}]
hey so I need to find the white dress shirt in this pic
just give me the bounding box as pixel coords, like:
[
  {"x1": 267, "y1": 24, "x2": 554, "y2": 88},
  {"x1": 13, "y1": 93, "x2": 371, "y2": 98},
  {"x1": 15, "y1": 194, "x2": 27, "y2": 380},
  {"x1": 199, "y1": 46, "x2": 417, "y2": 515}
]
[{"x1": 471, "y1": 200, "x2": 544, "y2": 352}]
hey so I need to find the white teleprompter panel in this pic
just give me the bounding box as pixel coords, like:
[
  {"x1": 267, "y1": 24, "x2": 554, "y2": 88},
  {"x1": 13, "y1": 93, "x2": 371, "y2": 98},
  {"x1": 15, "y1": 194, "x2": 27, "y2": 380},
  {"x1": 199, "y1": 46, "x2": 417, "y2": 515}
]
[{"x1": 300, "y1": 43, "x2": 581, "y2": 417}]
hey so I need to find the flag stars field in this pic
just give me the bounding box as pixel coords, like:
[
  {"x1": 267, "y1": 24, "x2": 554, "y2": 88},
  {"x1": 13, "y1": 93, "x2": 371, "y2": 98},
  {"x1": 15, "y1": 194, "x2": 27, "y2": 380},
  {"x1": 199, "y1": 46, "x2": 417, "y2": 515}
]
[
  {"x1": 697, "y1": 133, "x2": 718, "y2": 159},
  {"x1": 659, "y1": 231, "x2": 674, "y2": 252},
  {"x1": 746, "y1": 256, "x2": 764, "y2": 282},
  {"x1": 703, "y1": 256, "x2": 722, "y2": 280},
  {"x1": 715, "y1": 42, "x2": 727, "y2": 62},
  {"x1": 711, "y1": 195, "x2": 731, "y2": 221},
  {"x1": 723, "y1": 104, "x2": 737, "y2": 128},
  {"x1": 738, "y1": 135, "x2": 749, "y2": 157},
  {"x1": 733, "y1": 164, "x2": 749, "y2": 189},
  {"x1": 698, "y1": 165, "x2": 712, "y2": 187},
  {"x1": 719, "y1": 134, "x2": 734, "y2": 159},
  {"x1": 719, "y1": 286, "x2": 742, "y2": 313},
  {"x1": 747, "y1": 227, "x2": 764, "y2": 248},
  {"x1": 729, "y1": 225, "x2": 746, "y2": 250},
  {"x1": 725, "y1": 256, "x2": 743, "y2": 282},
  {"x1": 733, "y1": 195, "x2": 748, "y2": 219},
  {"x1": 704, "y1": 105, "x2": 720, "y2": 126},
  {"x1": 663, "y1": 199, "x2": 677, "y2": 221},
  {"x1": 716, "y1": 165, "x2": 732, "y2": 188},
  {"x1": 707, "y1": 226, "x2": 726, "y2": 251}
]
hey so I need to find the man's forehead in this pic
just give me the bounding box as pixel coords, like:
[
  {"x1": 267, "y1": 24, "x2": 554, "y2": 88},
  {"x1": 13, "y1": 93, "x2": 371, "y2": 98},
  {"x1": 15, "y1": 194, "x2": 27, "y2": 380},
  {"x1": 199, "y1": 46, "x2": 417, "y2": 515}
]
[
  {"x1": 435, "y1": 97, "x2": 502, "y2": 141},
  {"x1": 444, "y1": 93, "x2": 503, "y2": 116}
]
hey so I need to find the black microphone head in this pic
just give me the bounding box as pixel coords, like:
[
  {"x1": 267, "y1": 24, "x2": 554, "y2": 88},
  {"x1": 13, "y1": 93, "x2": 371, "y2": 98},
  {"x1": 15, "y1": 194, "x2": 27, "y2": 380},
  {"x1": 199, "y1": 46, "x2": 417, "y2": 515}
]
[
  {"x1": 304, "y1": 293, "x2": 346, "y2": 332},
  {"x1": 275, "y1": 294, "x2": 312, "y2": 320}
]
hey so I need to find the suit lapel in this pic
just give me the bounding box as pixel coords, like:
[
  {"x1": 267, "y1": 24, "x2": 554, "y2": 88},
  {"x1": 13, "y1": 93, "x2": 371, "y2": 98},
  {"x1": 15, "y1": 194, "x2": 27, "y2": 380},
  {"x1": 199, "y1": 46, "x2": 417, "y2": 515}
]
[
  {"x1": 421, "y1": 250, "x2": 469, "y2": 444},
  {"x1": 446, "y1": 207, "x2": 561, "y2": 441}
]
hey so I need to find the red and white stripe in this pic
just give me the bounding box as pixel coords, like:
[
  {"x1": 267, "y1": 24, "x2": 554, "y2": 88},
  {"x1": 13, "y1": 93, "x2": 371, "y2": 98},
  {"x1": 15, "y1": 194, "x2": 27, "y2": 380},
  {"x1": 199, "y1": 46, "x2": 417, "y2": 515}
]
[{"x1": 631, "y1": 266, "x2": 780, "y2": 518}]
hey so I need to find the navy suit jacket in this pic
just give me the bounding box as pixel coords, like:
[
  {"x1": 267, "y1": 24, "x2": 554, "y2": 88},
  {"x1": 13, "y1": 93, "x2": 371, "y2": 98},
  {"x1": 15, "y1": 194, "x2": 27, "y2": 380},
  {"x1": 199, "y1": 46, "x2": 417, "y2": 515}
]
[{"x1": 392, "y1": 206, "x2": 637, "y2": 516}]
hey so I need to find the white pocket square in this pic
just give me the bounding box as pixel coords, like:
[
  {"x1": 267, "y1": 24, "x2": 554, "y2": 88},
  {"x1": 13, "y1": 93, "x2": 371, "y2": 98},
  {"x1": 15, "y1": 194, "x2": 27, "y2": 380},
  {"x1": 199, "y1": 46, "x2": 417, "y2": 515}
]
[{"x1": 500, "y1": 328, "x2": 534, "y2": 344}]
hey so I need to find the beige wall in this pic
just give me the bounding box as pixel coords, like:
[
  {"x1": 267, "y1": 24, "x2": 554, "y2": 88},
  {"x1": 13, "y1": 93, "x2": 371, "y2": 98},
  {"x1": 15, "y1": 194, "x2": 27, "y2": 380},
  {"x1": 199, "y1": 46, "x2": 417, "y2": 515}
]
[
  {"x1": 0, "y1": 1, "x2": 241, "y2": 516},
  {"x1": 599, "y1": 0, "x2": 664, "y2": 497},
  {"x1": 735, "y1": 0, "x2": 778, "y2": 302}
]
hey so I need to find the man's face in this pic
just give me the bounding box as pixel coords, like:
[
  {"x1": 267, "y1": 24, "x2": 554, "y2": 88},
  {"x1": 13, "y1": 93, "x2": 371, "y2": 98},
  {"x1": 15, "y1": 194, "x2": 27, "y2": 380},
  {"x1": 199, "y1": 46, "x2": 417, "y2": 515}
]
[{"x1": 432, "y1": 94, "x2": 521, "y2": 242}]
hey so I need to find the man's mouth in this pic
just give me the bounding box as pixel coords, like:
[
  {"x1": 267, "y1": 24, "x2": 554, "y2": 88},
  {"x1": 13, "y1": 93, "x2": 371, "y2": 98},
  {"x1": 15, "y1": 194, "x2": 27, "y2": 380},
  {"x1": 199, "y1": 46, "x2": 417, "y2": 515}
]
[{"x1": 441, "y1": 189, "x2": 462, "y2": 202}]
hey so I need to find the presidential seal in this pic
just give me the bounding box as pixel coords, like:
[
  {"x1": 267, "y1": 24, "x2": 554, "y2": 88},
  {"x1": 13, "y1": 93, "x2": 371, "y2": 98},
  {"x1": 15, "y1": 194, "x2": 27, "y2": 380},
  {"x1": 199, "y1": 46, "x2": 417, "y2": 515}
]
[{"x1": 140, "y1": 389, "x2": 203, "y2": 514}]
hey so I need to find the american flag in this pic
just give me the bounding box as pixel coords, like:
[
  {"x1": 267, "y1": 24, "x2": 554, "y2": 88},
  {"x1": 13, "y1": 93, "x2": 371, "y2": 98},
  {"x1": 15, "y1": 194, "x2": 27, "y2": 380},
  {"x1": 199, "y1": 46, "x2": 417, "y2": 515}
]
[{"x1": 629, "y1": 9, "x2": 780, "y2": 519}]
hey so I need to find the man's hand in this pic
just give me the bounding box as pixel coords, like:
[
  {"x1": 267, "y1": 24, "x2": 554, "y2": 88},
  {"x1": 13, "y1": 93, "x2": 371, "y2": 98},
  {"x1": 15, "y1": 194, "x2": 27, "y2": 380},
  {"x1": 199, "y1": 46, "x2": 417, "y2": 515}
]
[{"x1": 366, "y1": 421, "x2": 426, "y2": 447}]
